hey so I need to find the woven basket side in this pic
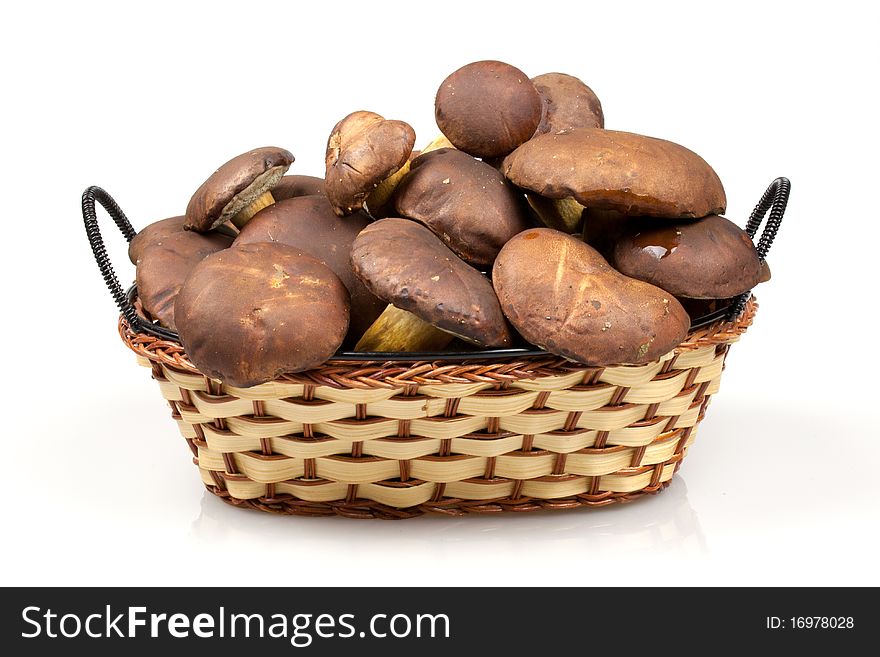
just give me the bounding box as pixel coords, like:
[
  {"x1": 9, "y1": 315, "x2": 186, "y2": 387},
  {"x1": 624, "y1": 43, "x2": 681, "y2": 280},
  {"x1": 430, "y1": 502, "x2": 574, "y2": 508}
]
[{"x1": 122, "y1": 298, "x2": 756, "y2": 518}]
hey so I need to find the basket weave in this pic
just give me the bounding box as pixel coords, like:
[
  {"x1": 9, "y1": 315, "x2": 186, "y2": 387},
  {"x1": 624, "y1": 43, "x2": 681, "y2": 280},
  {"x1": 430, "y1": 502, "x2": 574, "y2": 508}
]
[{"x1": 120, "y1": 297, "x2": 757, "y2": 519}]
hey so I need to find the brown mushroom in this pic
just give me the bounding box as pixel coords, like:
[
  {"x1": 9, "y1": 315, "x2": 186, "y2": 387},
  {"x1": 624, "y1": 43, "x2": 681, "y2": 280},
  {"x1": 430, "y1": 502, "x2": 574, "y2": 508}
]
[
  {"x1": 394, "y1": 148, "x2": 532, "y2": 268},
  {"x1": 493, "y1": 228, "x2": 689, "y2": 365},
  {"x1": 503, "y1": 128, "x2": 726, "y2": 219},
  {"x1": 174, "y1": 242, "x2": 349, "y2": 387},
  {"x1": 435, "y1": 60, "x2": 542, "y2": 159},
  {"x1": 351, "y1": 219, "x2": 512, "y2": 352},
  {"x1": 135, "y1": 229, "x2": 233, "y2": 329},
  {"x1": 271, "y1": 174, "x2": 325, "y2": 200},
  {"x1": 324, "y1": 111, "x2": 415, "y2": 217},
  {"x1": 609, "y1": 215, "x2": 765, "y2": 299},
  {"x1": 185, "y1": 146, "x2": 294, "y2": 232},
  {"x1": 532, "y1": 72, "x2": 604, "y2": 134},
  {"x1": 129, "y1": 216, "x2": 186, "y2": 265},
  {"x1": 129, "y1": 215, "x2": 236, "y2": 264},
  {"x1": 233, "y1": 195, "x2": 385, "y2": 341}
]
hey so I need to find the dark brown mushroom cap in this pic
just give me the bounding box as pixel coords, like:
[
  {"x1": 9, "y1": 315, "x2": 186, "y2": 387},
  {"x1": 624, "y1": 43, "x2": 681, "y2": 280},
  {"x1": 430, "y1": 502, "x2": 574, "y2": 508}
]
[
  {"x1": 503, "y1": 128, "x2": 726, "y2": 218},
  {"x1": 610, "y1": 215, "x2": 764, "y2": 299},
  {"x1": 532, "y1": 72, "x2": 604, "y2": 134},
  {"x1": 174, "y1": 242, "x2": 349, "y2": 388},
  {"x1": 271, "y1": 174, "x2": 325, "y2": 200},
  {"x1": 350, "y1": 219, "x2": 512, "y2": 348},
  {"x1": 493, "y1": 228, "x2": 689, "y2": 365},
  {"x1": 324, "y1": 111, "x2": 415, "y2": 216},
  {"x1": 128, "y1": 215, "x2": 186, "y2": 264},
  {"x1": 435, "y1": 60, "x2": 542, "y2": 159},
  {"x1": 185, "y1": 146, "x2": 294, "y2": 231},
  {"x1": 393, "y1": 148, "x2": 532, "y2": 268},
  {"x1": 232, "y1": 195, "x2": 385, "y2": 340},
  {"x1": 135, "y1": 229, "x2": 233, "y2": 329}
]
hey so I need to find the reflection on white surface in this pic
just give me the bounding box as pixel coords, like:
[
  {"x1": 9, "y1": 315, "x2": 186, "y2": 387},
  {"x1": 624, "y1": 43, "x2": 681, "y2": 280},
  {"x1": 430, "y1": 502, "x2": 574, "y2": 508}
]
[{"x1": 190, "y1": 475, "x2": 707, "y2": 563}]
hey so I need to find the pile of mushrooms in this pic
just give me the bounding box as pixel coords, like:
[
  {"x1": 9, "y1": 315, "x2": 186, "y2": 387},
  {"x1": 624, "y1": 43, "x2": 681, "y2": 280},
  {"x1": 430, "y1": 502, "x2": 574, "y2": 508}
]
[{"x1": 131, "y1": 60, "x2": 769, "y2": 387}]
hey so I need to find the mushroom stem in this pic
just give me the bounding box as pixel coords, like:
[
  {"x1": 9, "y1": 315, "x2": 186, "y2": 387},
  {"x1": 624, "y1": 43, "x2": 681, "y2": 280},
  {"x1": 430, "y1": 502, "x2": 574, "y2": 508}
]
[
  {"x1": 526, "y1": 194, "x2": 584, "y2": 233},
  {"x1": 231, "y1": 191, "x2": 275, "y2": 229},
  {"x1": 214, "y1": 222, "x2": 240, "y2": 238},
  {"x1": 420, "y1": 134, "x2": 456, "y2": 155},
  {"x1": 354, "y1": 304, "x2": 454, "y2": 352},
  {"x1": 364, "y1": 163, "x2": 411, "y2": 217}
]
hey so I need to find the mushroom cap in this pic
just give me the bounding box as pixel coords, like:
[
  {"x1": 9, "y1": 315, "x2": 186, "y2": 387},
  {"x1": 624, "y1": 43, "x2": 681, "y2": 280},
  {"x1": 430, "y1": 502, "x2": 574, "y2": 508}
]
[
  {"x1": 532, "y1": 72, "x2": 604, "y2": 134},
  {"x1": 493, "y1": 228, "x2": 689, "y2": 365},
  {"x1": 185, "y1": 146, "x2": 294, "y2": 232},
  {"x1": 435, "y1": 60, "x2": 542, "y2": 159},
  {"x1": 135, "y1": 229, "x2": 233, "y2": 329},
  {"x1": 503, "y1": 128, "x2": 726, "y2": 218},
  {"x1": 128, "y1": 215, "x2": 187, "y2": 264},
  {"x1": 393, "y1": 148, "x2": 532, "y2": 268},
  {"x1": 174, "y1": 242, "x2": 349, "y2": 387},
  {"x1": 610, "y1": 215, "x2": 764, "y2": 299},
  {"x1": 232, "y1": 195, "x2": 385, "y2": 340},
  {"x1": 324, "y1": 111, "x2": 415, "y2": 216},
  {"x1": 272, "y1": 174, "x2": 325, "y2": 200},
  {"x1": 350, "y1": 219, "x2": 512, "y2": 348}
]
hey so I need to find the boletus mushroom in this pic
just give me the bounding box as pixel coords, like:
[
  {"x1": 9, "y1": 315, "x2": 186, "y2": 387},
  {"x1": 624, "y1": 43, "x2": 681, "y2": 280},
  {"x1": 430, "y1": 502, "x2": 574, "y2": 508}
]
[
  {"x1": 435, "y1": 60, "x2": 542, "y2": 159},
  {"x1": 232, "y1": 195, "x2": 385, "y2": 341},
  {"x1": 493, "y1": 228, "x2": 689, "y2": 365},
  {"x1": 128, "y1": 215, "x2": 187, "y2": 265},
  {"x1": 174, "y1": 242, "x2": 349, "y2": 388},
  {"x1": 394, "y1": 148, "x2": 532, "y2": 268},
  {"x1": 503, "y1": 128, "x2": 727, "y2": 224},
  {"x1": 134, "y1": 228, "x2": 233, "y2": 329},
  {"x1": 184, "y1": 146, "x2": 294, "y2": 232},
  {"x1": 609, "y1": 214, "x2": 765, "y2": 299},
  {"x1": 324, "y1": 110, "x2": 415, "y2": 217},
  {"x1": 271, "y1": 174, "x2": 325, "y2": 200},
  {"x1": 532, "y1": 72, "x2": 604, "y2": 134},
  {"x1": 350, "y1": 219, "x2": 513, "y2": 352},
  {"x1": 129, "y1": 215, "x2": 236, "y2": 264}
]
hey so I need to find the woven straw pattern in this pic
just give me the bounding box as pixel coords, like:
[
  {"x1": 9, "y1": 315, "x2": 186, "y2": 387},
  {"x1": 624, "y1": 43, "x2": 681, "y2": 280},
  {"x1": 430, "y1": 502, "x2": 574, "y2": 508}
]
[{"x1": 121, "y1": 298, "x2": 756, "y2": 518}]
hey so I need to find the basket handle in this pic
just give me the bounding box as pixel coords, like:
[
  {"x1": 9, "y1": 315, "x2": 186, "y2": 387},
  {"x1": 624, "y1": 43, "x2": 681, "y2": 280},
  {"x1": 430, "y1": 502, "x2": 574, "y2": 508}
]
[
  {"x1": 729, "y1": 177, "x2": 791, "y2": 319},
  {"x1": 82, "y1": 186, "x2": 145, "y2": 332}
]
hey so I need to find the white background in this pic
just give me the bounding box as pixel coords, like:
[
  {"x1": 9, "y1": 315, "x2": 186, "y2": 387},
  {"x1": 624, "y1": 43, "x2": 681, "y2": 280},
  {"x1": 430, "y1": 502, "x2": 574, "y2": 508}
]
[{"x1": 1, "y1": 1, "x2": 877, "y2": 586}]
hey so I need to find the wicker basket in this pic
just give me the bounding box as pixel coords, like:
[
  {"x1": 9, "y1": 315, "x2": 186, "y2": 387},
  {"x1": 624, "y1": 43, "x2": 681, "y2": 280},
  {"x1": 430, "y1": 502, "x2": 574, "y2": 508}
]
[{"x1": 84, "y1": 179, "x2": 789, "y2": 518}]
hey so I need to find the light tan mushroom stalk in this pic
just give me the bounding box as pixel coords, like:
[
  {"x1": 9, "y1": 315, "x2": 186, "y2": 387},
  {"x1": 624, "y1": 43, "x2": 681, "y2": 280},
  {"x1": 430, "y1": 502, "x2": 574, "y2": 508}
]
[
  {"x1": 354, "y1": 304, "x2": 453, "y2": 352},
  {"x1": 222, "y1": 165, "x2": 288, "y2": 229},
  {"x1": 231, "y1": 190, "x2": 275, "y2": 228},
  {"x1": 364, "y1": 164, "x2": 410, "y2": 217},
  {"x1": 214, "y1": 222, "x2": 241, "y2": 238},
  {"x1": 526, "y1": 194, "x2": 584, "y2": 233},
  {"x1": 420, "y1": 134, "x2": 456, "y2": 155}
]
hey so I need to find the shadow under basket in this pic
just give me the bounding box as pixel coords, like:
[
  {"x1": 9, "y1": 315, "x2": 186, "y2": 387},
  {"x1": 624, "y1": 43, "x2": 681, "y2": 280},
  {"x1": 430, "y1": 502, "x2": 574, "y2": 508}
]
[
  {"x1": 119, "y1": 299, "x2": 756, "y2": 518},
  {"x1": 85, "y1": 178, "x2": 788, "y2": 519}
]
